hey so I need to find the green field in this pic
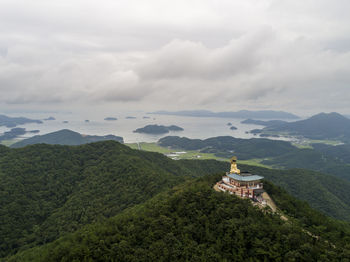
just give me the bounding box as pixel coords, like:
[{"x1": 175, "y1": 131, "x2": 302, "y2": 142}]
[{"x1": 126, "y1": 142, "x2": 228, "y2": 161}]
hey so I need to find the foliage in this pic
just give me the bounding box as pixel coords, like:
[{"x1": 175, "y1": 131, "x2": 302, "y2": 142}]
[
  {"x1": 7, "y1": 175, "x2": 350, "y2": 261},
  {"x1": 0, "y1": 141, "x2": 215, "y2": 258}
]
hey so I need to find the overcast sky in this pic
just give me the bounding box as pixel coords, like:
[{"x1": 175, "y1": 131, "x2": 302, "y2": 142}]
[{"x1": 1, "y1": 0, "x2": 350, "y2": 115}]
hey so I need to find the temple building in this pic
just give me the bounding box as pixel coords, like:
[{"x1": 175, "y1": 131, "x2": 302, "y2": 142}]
[{"x1": 216, "y1": 157, "x2": 264, "y2": 200}]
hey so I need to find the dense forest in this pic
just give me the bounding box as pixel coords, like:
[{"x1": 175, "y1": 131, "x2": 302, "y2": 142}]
[
  {"x1": 7, "y1": 175, "x2": 350, "y2": 261},
  {"x1": 0, "y1": 141, "x2": 226, "y2": 259},
  {"x1": 2, "y1": 141, "x2": 350, "y2": 260}
]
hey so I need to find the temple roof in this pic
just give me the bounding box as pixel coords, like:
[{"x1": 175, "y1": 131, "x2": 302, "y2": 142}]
[{"x1": 227, "y1": 173, "x2": 264, "y2": 182}]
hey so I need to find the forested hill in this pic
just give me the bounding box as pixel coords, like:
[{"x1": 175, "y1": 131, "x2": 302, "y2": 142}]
[
  {"x1": 8, "y1": 176, "x2": 350, "y2": 261},
  {"x1": 0, "y1": 141, "x2": 224, "y2": 259},
  {"x1": 2, "y1": 141, "x2": 350, "y2": 260},
  {"x1": 11, "y1": 129, "x2": 124, "y2": 148}
]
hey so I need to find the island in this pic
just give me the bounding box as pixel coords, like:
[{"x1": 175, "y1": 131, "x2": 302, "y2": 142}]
[
  {"x1": 85, "y1": 120, "x2": 90, "y2": 122},
  {"x1": 62, "y1": 121, "x2": 69, "y2": 124},
  {"x1": 230, "y1": 126, "x2": 237, "y2": 130},
  {"x1": 126, "y1": 116, "x2": 136, "y2": 119},
  {"x1": 104, "y1": 117, "x2": 118, "y2": 121},
  {"x1": 227, "y1": 122, "x2": 232, "y2": 126},
  {"x1": 0, "y1": 127, "x2": 40, "y2": 141},
  {"x1": 133, "y1": 124, "x2": 184, "y2": 134},
  {"x1": 143, "y1": 116, "x2": 151, "y2": 119},
  {"x1": 0, "y1": 114, "x2": 43, "y2": 127}
]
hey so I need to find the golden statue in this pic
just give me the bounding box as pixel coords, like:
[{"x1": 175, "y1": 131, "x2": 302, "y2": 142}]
[{"x1": 230, "y1": 156, "x2": 240, "y2": 174}]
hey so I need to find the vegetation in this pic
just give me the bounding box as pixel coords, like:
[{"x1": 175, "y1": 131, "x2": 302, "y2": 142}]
[
  {"x1": 7, "y1": 175, "x2": 350, "y2": 261},
  {"x1": 11, "y1": 129, "x2": 124, "y2": 148},
  {"x1": 2, "y1": 141, "x2": 350, "y2": 260},
  {"x1": 0, "y1": 141, "x2": 227, "y2": 259}
]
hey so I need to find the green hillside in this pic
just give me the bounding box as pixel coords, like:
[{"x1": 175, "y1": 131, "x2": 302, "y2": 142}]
[
  {"x1": 8, "y1": 176, "x2": 350, "y2": 261},
  {"x1": 0, "y1": 141, "x2": 225, "y2": 258},
  {"x1": 2, "y1": 141, "x2": 350, "y2": 260}
]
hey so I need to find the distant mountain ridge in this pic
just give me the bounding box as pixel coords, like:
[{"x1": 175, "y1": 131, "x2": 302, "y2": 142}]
[
  {"x1": 11, "y1": 129, "x2": 123, "y2": 148},
  {"x1": 257, "y1": 112, "x2": 350, "y2": 142},
  {"x1": 241, "y1": 119, "x2": 288, "y2": 126},
  {"x1": 150, "y1": 110, "x2": 299, "y2": 119}
]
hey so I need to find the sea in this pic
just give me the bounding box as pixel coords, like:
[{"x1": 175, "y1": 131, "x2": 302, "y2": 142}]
[{"x1": 0, "y1": 111, "x2": 295, "y2": 144}]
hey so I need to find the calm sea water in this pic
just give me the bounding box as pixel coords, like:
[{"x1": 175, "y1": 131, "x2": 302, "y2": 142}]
[{"x1": 0, "y1": 111, "x2": 294, "y2": 144}]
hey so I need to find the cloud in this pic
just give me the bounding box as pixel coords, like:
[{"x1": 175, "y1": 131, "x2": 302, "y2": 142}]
[{"x1": 0, "y1": 0, "x2": 349, "y2": 114}]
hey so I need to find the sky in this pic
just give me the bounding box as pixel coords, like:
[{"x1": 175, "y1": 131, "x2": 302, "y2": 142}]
[{"x1": 1, "y1": 0, "x2": 350, "y2": 115}]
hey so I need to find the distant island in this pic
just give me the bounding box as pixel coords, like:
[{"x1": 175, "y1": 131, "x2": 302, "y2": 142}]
[
  {"x1": 126, "y1": 116, "x2": 136, "y2": 119},
  {"x1": 133, "y1": 124, "x2": 184, "y2": 134},
  {"x1": 11, "y1": 129, "x2": 124, "y2": 148},
  {"x1": 241, "y1": 119, "x2": 287, "y2": 127},
  {"x1": 227, "y1": 122, "x2": 232, "y2": 126},
  {"x1": 149, "y1": 110, "x2": 299, "y2": 119},
  {"x1": 62, "y1": 121, "x2": 69, "y2": 123},
  {"x1": 104, "y1": 117, "x2": 118, "y2": 121},
  {"x1": 0, "y1": 114, "x2": 43, "y2": 127},
  {"x1": 85, "y1": 120, "x2": 90, "y2": 122},
  {"x1": 44, "y1": 116, "x2": 55, "y2": 121},
  {"x1": 230, "y1": 126, "x2": 237, "y2": 130},
  {"x1": 143, "y1": 116, "x2": 151, "y2": 119}
]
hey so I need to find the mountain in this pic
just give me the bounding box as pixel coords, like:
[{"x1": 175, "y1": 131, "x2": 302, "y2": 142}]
[
  {"x1": 0, "y1": 114, "x2": 42, "y2": 127},
  {"x1": 7, "y1": 175, "x2": 350, "y2": 261},
  {"x1": 258, "y1": 112, "x2": 350, "y2": 142},
  {"x1": 0, "y1": 141, "x2": 225, "y2": 259},
  {"x1": 2, "y1": 141, "x2": 350, "y2": 260},
  {"x1": 150, "y1": 110, "x2": 299, "y2": 119},
  {"x1": 133, "y1": 124, "x2": 184, "y2": 134},
  {"x1": 10, "y1": 129, "x2": 124, "y2": 148}
]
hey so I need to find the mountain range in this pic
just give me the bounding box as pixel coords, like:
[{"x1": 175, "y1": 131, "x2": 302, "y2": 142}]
[
  {"x1": 10, "y1": 129, "x2": 124, "y2": 148},
  {"x1": 253, "y1": 112, "x2": 350, "y2": 142}
]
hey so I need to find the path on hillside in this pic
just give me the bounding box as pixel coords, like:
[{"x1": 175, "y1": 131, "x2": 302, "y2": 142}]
[{"x1": 262, "y1": 192, "x2": 277, "y2": 212}]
